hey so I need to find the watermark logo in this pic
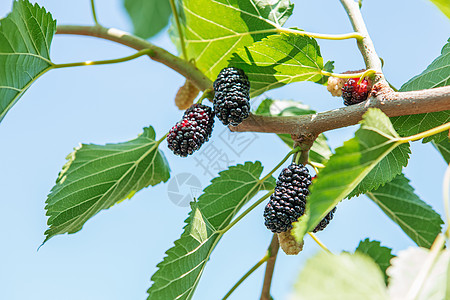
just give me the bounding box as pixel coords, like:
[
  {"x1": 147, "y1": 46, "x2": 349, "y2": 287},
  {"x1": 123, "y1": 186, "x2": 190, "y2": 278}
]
[{"x1": 167, "y1": 173, "x2": 202, "y2": 207}]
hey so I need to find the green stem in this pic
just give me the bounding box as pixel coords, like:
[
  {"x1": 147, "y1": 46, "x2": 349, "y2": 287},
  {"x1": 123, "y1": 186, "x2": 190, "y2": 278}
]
[
  {"x1": 406, "y1": 233, "x2": 446, "y2": 300},
  {"x1": 52, "y1": 48, "x2": 154, "y2": 69},
  {"x1": 279, "y1": 27, "x2": 363, "y2": 41},
  {"x1": 156, "y1": 131, "x2": 169, "y2": 146},
  {"x1": 321, "y1": 69, "x2": 377, "y2": 80},
  {"x1": 196, "y1": 89, "x2": 214, "y2": 104},
  {"x1": 443, "y1": 164, "x2": 450, "y2": 232},
  {"x1": 307, "y1": 232, "x2": 331, "y2": 253},
  {"x1": 388, "y1": 81, "x2": 399, "y2": 92},
  {"x1": 90, "y1": 0, "x2": 100, "y2": 26},
  {"x1": 259, "y1": 146, "x2": 301, "y2": 183},
  {"x1": 397, "y1": 121, "x2": 450, "y2": 143},
  {"x1": 219, "y1": 190, "x2": 273, "y2": 234},
  {"x1": 169, "y1": 0, "x2": 188, "y2": 60},
  {"x1": 222, "y1": 253, "x2": 270, "y2": 300}
]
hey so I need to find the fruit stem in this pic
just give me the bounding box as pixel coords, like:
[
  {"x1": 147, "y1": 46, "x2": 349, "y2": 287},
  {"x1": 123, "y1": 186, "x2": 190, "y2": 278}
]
[
  {"x1": 196, "y1": 89, "x2": 214, "y2": 104},
  {"x1": 156, "y1": 132, "x2": 169, "y2": 146},
  {"x1": 52, "y1": 48, "x2": 155, "y2": 69},
  {"x1": 397, "y1": 121, "x2": 450, "y2": 143},
  {"x1": 222, "y1": 251, "x2": 270, "y2": 300},
  {"x1": 259, "y1": 146, "x2": 301, "y2": 184},
  {"x1": 90, "y1": 0, "x2": 100, "y2": 26},
  {"x1": 219, "y1": 190, "x2": 273, "y2": 234},
  {"x1": 307, "y1": 232, "x2": 332, "y2": 254},
  {"x1": 169, "y1": 0, "x2": 188, "y2": 60}
]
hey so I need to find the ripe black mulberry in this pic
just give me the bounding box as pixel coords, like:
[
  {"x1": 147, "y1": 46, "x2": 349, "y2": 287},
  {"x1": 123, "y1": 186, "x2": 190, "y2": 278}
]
[
  {"x1": 213, "y1": 67, "x2": 250, "y2": 126},
  {"x1": 264, "y1": 164, "x2": 337, "y2": 233},
  {"x1": 167, "y1": 104, "x2": 214, "y2": 157}
]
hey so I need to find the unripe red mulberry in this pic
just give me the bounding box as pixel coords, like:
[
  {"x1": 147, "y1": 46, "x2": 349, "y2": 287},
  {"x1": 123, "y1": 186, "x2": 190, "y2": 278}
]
[{"x1": 342, "y1": 77, "x2": 371, "y2": 106}]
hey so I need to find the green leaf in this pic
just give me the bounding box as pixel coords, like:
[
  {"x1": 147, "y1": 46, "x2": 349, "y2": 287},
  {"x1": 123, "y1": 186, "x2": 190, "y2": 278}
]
[
  {"x1": 391, "y1": 38, "x2": 450, "y2": 143},
  {"x1": 175, "y1": 0, "x2": 293, "y2": 79},
  {"x1": 43, "y1": 127, "x2": 170, "y2": 244},
  {"x1": 123, "y1": 0, "x2": 172, "y2": 39},
  {"x1": 293, "y1": 109, "x2": 410, "y2": 240},
  {"x1": 355, "y1": 239, "x2": 395, "y2": 284},
  {"x1": 293, "y1": 252, "x2": 388, "y2": 299},
  {"x1": 255, "y1": 99, "x2": 332, "y2": 164},
  {"x1": 366, "y1": 174, "x2": 443, "y2": 248},
  {"x1": 230, "y1": 33, "x2": 332, "y2": 97},
  {"x1": 429, "y1": 0, "x2": 450, "y2": 20},
  {"x1": 387, "y1": 247, "x2": 450, "y2": 300},
  {"x1": 433, "y1": 138, "x2": 450, "y2": 164},
  {"x1": 0, "y1": 0, "x2": 56, "y2": 123},
  {"x1": 147, "y1": 161, "x2": 275, "y2": 300}
]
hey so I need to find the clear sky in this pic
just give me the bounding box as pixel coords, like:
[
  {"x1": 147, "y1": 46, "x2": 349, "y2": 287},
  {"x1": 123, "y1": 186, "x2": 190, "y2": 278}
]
[{"x1": 0, "y1": 1, "x2": 449, "y2": 299}]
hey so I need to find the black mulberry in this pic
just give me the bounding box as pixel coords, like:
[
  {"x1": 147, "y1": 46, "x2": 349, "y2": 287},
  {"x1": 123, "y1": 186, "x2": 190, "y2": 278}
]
[
  {"x1": 167, "y1": 104, "x2": 214, "y2": 157},
  {"x1": 313, "y1": 207, "x2": 337, "y2": 233},
  {"x1": 264, "y1": 164, "x2": 336, "y2": 233},
  {"x1": 213, "y1": 67, "x2": 250, "y2": 126}
]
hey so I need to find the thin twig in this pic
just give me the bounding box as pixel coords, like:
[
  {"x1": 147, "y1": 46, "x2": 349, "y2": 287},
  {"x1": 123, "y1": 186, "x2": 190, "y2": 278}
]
[
  {"x1": 260, "y1": 234, "x2": 279, "y2": 300},
  {"x1": 56, "y1": 25, "x2": 212, "y2": 91},
  {"x1": 339, "y1": 0, "x2": 382, "y2": 73},
  {"x1": 90, "y1": 0, "x2": 100, "y2": 26},
  {"x1": 222, "y1": 253, "x2": 270, "y2": 299}
]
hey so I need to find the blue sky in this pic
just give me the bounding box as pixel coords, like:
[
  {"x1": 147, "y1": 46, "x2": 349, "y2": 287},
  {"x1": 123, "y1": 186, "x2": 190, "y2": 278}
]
[{"x1": 0, "y1": 1, "x2": 449, "y2": 299}]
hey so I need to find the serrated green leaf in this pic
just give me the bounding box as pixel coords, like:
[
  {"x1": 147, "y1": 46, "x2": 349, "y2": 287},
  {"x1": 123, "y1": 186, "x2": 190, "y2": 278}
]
[
  {"x1": 230, "y1": 33, "x2": 333, "y2": 97},
  {"x1": 0, "y1": 0, "x2": 56, "y2": 123},
  {"x1": 366, "y1": 174, "x2": 443, "y2": 248},
  {"x1": 391, "y1": 38, "x2": 450, "y2": 143},
  {"x1": 123, "y1": 0, "x2": 172, "y2": 39},
  {"x1": 387, "y1": 247, "x2": 450, "y2": 300},
  {"x1": 293, "y1": 109, "x2": 410, "y2": 240},
  {"x1": 429, "y1": 0, "x2": 450, "y2": 20},
  {"x1": 43, "y1": 127, "x2": 170, "y2": 244},
  {"x1": 292, "y1": 252, "x2": 388, "y2": 299},
  {"x1": 433, "y1": 138, "x2": 450, "y2": 164},
  {"x1": 147, "y1": 161, "x2": 275, "y2": 300},
  {"x1": 355, "y1": 238, "x2": 395, "y2": 284},
  {"x1": 255, "y1": 99, "x2": 332, "y2": 164},
  {"x1": 175, "y1": 0, "x2": 293, "y2": 79}
]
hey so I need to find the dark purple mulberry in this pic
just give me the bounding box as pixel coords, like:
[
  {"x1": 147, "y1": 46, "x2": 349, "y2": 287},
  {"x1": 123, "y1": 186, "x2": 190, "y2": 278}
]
[
  {"x1": 167, "y1": 104, "x2": 214, "y2": 157},
  {"x1": 213, "y1": 67, "x2": 250, "y2": 126},
  {"x1": 264, "y1": 164, "x2": 337, "y2": 233}
]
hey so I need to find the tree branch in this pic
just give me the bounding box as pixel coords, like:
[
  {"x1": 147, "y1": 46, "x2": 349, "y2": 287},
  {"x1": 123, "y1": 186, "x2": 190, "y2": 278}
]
[
  {"x1": 230, "y1": 85, "x2": 450, "y2": 136},
  {"x1": 56, "y1": 25, "x2": 212, "y2": 91},
  {"x1": 260, "y1": 234, "x2": 279, "y2": 300},
  {"x1": 339, "y1": 0, "x2": 382, "y2": 73}
]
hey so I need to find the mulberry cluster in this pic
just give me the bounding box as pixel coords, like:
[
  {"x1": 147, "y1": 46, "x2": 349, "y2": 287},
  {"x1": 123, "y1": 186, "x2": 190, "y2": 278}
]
[
  {"x1": 213, "y1": 67, "x2": 250, "y2": 126},
  {"x1": 167, "y1": 104, "x2": 214, "y2": 157},
  {"x1": 342, "y1": 77, "x2": 371, "y2": 106},
  {"x1": 264, "y1": 164, "x2": 336, "y2": 233}
]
